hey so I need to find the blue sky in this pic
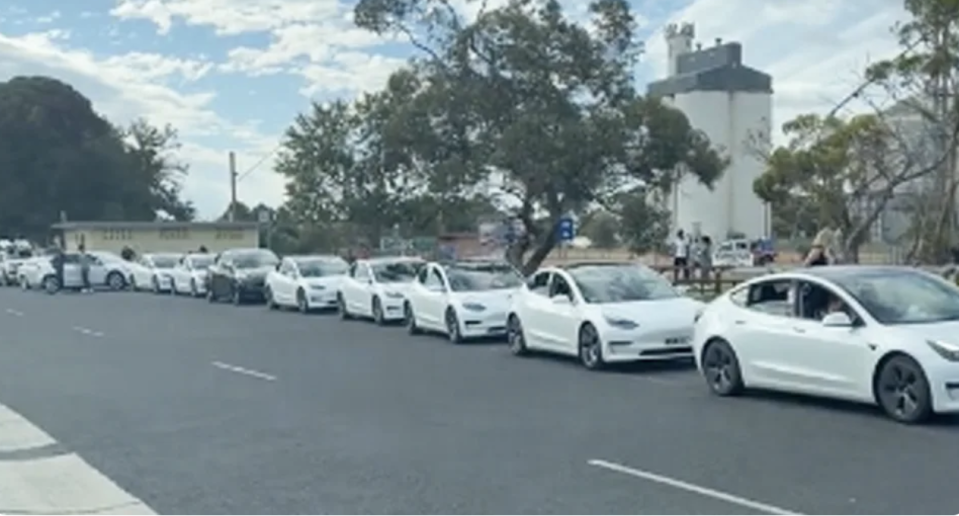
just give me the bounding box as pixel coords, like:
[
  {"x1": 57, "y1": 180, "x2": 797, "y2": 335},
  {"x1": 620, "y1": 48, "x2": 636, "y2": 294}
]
[{"x1": 0, "y1": 0, "x2": 905, "y2": 219}]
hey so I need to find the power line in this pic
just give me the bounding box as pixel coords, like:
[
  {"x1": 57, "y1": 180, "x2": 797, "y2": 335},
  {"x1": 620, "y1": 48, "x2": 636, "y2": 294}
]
[{"x1": 237, "y1": 143, "x2": 281, "y2": 183}]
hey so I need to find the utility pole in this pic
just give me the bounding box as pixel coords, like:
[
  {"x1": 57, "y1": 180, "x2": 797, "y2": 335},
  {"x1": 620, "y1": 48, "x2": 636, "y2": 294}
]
[{"x1": 228, "y1": 151, "x2": 237, "y2": 222}]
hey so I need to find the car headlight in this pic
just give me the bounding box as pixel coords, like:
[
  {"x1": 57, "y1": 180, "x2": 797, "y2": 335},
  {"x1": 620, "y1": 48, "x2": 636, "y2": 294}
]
[
  {"x1": 384, "y1": 291, "x2": 404, "y2": 299},
  {"x1": 462, "y1": 302, "x2": 486, "y2": 311},
  {"x1": 604, "y1": 316, "x2": 638, "y2": 330},
  {"x1": 927, "y1": 340, "x2": 959, "y2": 361}
]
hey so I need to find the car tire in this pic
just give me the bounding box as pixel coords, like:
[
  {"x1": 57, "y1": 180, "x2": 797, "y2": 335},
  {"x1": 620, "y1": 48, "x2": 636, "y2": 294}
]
[
  {"x1": 507, "y1": 315, "x2": 528, "y2": 356},
  {"x1": 405, "y1": 302, "x2": 421, "y2": 334},
  {"x1": 42, "y1": 275, "x2": 59, "y2": 294},
  {"x1": 578, "y1": 323, "x2": 605, "y2": 370},
  {"x1": 701, "y1": 339, "x2": 745, "y2": 396},
  {"x1": 875, "y1": 354, "x2": 933, "y2": 424},
  {"x1": 107, "y1": 271, "x2": 125, "y2": 291},
  {"x1": 265, "y1": 286, "x2": 278, "y2": 310},
  {"x1": 372, "y1": 296, "x2": 385, "y2": 325},
  {"x1": 297, "y1": 288, "x2": 310, "y2": 314},
  {"x1": 445, "y1": 308, "x2": 463, "y2": 344},
  {"x1": 338, "y1": 293, "x2": 352, "y2": 319}
]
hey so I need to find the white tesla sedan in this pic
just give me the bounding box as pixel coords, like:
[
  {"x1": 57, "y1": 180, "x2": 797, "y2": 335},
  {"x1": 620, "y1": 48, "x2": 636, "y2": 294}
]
[
  {"x1": 404, "y1": 259, "x2": 523, "y2": 342},
  {"x1": 169, "y1": 253, "x2": 215, "y2": 297},
  {"x1": 693, "y1": 266, "x2": 959, "y2": 424},
  {"x1": 507, "y1": 262, "x2": 703, "y2": 369},
  {"x1": 337, "y1": 257, "x2": 425, "y2": 324},
  {"x1": 130, "y1": 253, "x2": 182, "y2": 293},
  {"x1": 264, "y1": 255, "x2": 349, "y2": 312}
]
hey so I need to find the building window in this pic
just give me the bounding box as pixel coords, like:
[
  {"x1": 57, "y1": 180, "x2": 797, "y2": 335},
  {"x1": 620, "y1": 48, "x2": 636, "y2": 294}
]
[
  {"x1": 159, "y1": 228, "x2": 189, "y2": 240},
  {"x1": 102, "y1": 229, "x2": 132, "y2": 240},
  {"x1": 215, "y1": 229, "x2": 243, "y2": 240}
]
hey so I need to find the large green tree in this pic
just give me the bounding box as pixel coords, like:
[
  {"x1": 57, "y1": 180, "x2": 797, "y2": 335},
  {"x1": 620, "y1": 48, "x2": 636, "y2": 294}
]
[
  {"x1": 0, "y1": 76, "x2": 194, "y2": 240},
  {"x1": 347, "y1": 0, "x2": 725, "y2": 273}
]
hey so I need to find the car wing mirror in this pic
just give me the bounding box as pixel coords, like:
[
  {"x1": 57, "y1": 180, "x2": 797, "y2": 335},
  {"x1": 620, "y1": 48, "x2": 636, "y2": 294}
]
[{"x1": 822, "y1": 312, "x2": 853, "y2": 327}]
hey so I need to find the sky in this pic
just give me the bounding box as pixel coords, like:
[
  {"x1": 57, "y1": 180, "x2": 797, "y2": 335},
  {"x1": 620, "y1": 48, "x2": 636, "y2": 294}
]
[{"x1": 0, "y1": 0, "x2": 908, "y2": 220}]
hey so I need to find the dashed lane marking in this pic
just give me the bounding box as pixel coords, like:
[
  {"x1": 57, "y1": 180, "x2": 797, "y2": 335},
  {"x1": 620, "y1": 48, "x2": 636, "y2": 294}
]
[
  {"x1": 588, "y1": 458, "x2": 801, "y2": 515},
  {"x1": 5, "y1": 308, "x2": 23, "y2": 316},
  {"x1": 212, "y1": 361, "x2": 277, "y2": 381},
  {"x1": 72, "y1": 326, "x2": 104, "y2": 338}
]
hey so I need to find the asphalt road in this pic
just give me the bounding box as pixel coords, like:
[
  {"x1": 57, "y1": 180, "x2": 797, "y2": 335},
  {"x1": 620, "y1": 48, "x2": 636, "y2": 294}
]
[{"x1": 1, "y1": 288, "x2": 958, "y2": 515}]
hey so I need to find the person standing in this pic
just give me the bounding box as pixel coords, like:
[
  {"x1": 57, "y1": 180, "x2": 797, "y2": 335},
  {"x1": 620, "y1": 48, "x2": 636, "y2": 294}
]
[
  {"x1": 78, "y1": 244, "x2": 93, "y2": 293},
  {"x1": 672, "y1": 230, "x2": 690, "y2": 282},
  {"x1": 803, "y1": 229, "x2": 833, "y2": 267},
  {"x1": 50, "y1": 243, "x2": 65, "y2": 293},
  {"x1": 698, "y1": 235, "x2": 713, "y2": 280}
]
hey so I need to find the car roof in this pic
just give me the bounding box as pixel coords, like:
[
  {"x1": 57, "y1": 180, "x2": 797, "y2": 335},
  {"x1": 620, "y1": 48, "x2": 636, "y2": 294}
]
[
  {"x1": 434, "y1": 259, "x2": 511, "y2": 268},
  {"x1": 286, "y1": 254, "x2": 343, "y2": 260},
  {"x1": 558, "y1": 261, "x2": 639, "y2": 270},
  {"x1": 363, "y1": 256, "x2": 423, "y2": 264},
  {"x1": 745, "y1": 265, "x2": 927, "y2": 286}
]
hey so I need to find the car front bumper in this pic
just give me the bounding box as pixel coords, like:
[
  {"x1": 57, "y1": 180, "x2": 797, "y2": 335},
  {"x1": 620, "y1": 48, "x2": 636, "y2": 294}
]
[
  {"x1": 459, "y1": 310, "x2": 508, "y2": 337},
  {"x1": 926, "y1": 361, "x2": 959, "y2": 414},
  {"x1": 602, "y1": 327, "x2": 694, "y2": 363}
]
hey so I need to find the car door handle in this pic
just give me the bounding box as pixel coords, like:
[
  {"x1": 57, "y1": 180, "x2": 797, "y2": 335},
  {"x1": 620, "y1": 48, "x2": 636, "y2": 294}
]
[
  {"x1": 792, "y1": 327, "x2": 806, "y2": 333},
  {"x1": 734, "y1": 320, "x2": 746, "y2": 325}
]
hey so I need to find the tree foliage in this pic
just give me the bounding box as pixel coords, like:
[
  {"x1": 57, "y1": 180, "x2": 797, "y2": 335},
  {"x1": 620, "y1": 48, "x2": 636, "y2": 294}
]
[
  {"x1": 753, "y1": 113, "x2": 944, "y2": 261},
  {"x1": 275, "y1": 0, "x2": 726, "y2": 272},
  {"x1": 0, "y1": 76, "x2": 194, "y2": 240}
]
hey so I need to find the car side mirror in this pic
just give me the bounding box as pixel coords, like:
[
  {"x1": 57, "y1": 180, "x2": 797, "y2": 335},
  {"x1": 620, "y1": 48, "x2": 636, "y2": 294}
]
[
  {"x1": 551, "y1": 295, "x2": 572, "y2": 305},
  {"x1": 822, "y1": 312, "x2": 853, "y2": 327}
]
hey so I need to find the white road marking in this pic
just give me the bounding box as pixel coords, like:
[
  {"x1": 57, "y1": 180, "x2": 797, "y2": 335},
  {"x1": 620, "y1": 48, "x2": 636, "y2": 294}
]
[
  {"x1": 212, "y1": 361, "x2": 277, "y2": 381},
  {"x1": 4, "y1": 308, "x2": 23, "y2": 316},
  {"x1": 0, "y1": 404, "x2": 156, "y2": 514},
  {"x1": 72, "y1": 326, "x2": 104, "y2": 337},
  {"x1": 587, "y1": 459, "x2": 801, "y2": 515}
]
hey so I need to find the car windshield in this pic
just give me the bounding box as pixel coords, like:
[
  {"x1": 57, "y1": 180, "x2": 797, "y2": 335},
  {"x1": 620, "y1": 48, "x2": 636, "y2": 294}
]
[
  {"x1": 234, "y1": 251, "x2": 279, "y2": 269},
  {"x1": 446, "y1": 263, "x2": 522, "y2": 292},
  {"x1": 151, "y1": 255, "x2": 179, "y2": 269},
  {"x1": 372, "y1": 260, "x2": 423, "y2": 283},
  {"x1": 189, "y1": 256, "x2": 213, "y2": 270},
  {"x1": 296, "y1": 258, "x2": 349, "y2": 277},
  {"x1": 570, "y1": 265, "x2": 679, "y2": 303},
  {"x1": 831, "y1": 270, "x2": 959, "y2": 325}
]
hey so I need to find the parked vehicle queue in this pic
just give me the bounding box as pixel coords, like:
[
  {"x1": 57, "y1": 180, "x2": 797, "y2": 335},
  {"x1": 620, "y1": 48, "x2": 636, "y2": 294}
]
[{"x1": 7, "y1": 245, "x2": 959, "y2": 426}]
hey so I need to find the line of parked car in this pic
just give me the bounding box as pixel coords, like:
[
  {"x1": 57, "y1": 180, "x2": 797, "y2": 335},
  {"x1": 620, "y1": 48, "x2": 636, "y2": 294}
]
[{"x1": 5, "y1": 246, "x2": 959, "y2": 425}]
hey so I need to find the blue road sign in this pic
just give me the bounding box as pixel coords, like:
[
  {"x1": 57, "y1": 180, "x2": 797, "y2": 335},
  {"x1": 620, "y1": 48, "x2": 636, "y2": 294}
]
[{"x1": 557, "y1": 216, "x2": 575, "y2": 242}]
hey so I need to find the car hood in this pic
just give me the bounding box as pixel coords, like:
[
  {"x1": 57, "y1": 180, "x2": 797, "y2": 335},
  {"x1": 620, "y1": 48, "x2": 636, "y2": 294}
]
[
  {"x1": 892, "y1": 320, "x2": 959, "y2": 345},
  {"x1": 237, "y1": 267, "x2": 273, "y2": 278},
  {"x1": 598, "y1": 297, "x2": 703, "y2": 328},
  {"x1": 457, "y1": 288, "x2": 518, "y2": 311},
  {"x1": 377, "y1": 281, "x2": 415, "y2": 296},
  {"x1": 303, "y1": 275, "x2": 344, "y2": 289}
]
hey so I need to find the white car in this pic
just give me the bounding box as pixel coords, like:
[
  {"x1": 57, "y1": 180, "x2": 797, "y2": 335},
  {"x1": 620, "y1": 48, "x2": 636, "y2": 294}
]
[
  {"x1": 17, "y1": 255, "x2": 52, "y2": 290},
  {"x1": 265, "y1": 255, "x2": 350, "y2": 312},
  {"x1": 507, "y1": 262, "x2": 704, "y2": 369},
  {"x1": 170, "y1": 253, "x2": 215, "y2": 297},
  {"x1": 404, "y1": 259, "x2": 523, "y2": 342},
  {"x1": 21, "y1": 252, "x2": 127, "y2": 292},
  {"x1": 86, "y1": 251, "x2": 131, "y2": 290},
  {"x1": 129, "y1": 253, "x2": 183, "y2": 293},
  {"x1": 2, "y1": 250, "x2": 35, "y2": 286},
  {"x1": 693, "y1": 265, "x2": 959, "y2": 424},
  {"x1": 337, "y1": 257, "x2": 425, "y2": 324}
]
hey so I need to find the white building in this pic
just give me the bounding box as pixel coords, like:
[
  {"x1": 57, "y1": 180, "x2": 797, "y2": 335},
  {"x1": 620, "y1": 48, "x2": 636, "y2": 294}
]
[{"x1": 647, "y1": 23, "x2": 773, "y2": 240}]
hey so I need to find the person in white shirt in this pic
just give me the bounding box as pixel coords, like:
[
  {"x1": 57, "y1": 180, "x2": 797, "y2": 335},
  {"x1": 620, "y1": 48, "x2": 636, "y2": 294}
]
[{"x1": 672, "y1": 230, "x2": 690, "y2": 282}]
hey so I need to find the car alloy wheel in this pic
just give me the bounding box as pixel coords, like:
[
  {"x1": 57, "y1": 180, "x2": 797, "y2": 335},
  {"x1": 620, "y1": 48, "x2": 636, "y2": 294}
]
[
  {"x1": 702, "y1": 340, "x2": 743, "y2": 396},
  {"x1": 507, "y1": 316, "x2": 527, "y2": 356},
  {"x1": 445, "y1": 308, "x2": 463, "y2": 344},
  {"x1": 43, "y1": 276, "x2": 59, "y2": 294},
  {"x1": 107, "y1": 272, "x2": 124, "y2": 291},
  {"x1": 876, "y1": 355, "x2": 932, "y2": 424},
  {"x1": 578, "y1": 324, "x2": 604, "y2": 370}
]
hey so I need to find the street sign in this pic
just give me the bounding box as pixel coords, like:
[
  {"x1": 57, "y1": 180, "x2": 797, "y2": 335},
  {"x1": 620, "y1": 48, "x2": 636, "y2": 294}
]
[
  {"x1": 257, "y1": 209, "x2": 271, "y2": 224},
  {"x1": 557, "y1": 216, "x2": 575, "y2": 242}
]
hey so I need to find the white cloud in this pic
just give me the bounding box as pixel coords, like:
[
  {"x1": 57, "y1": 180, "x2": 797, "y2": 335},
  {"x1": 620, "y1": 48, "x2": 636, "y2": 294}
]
[
  {"x1": 642, "y1": 0, "x2": 909, "y2": 141},
  {"x1": 110, "y1": 0, "x2": 343, "y2": 35},
  {"x1": 0, "y1": 29, "x2": 284, "y2": 218}
]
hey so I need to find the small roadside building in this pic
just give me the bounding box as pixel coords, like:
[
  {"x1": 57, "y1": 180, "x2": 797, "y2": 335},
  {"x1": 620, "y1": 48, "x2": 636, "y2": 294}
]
[{"x1": 51, "y1": 221, "x2": 260, "y2": 254}]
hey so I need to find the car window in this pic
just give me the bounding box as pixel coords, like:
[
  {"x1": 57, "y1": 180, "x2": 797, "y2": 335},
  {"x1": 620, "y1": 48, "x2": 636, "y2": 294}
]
[
  {"x1": 445, "y1": 262, "x2": 523, "y2": 292},
  {"x1": 745, "y1": 279, "x2": 794, "y2": 317},
  {"x1": 278, "y1": 260, "x2": 292, "y2": 275},
  {"x1": 417, "y1": 266, "x2": 429, "y2": 284},
  {"x1": 424, "y1": 267, "x2": 445, "y2": 289},
  {"x1": 527, "y1": 271, "x2": 550, "y2": 295},
  {"x1": 728, "y1": 286, "x2": 749, "y2": 306},
  {"x1": 796, "y1": 280, "x2": 856, "y2": 321},
  {"x1": 549, "y1": 274, "x2": 574, "y2": 300},
  {"x1": 831, "y1": 269, "x2": 959, "y2": 325},
  {"x1": 371, "y1": 260, "x2": 422, "y2": 283}
]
